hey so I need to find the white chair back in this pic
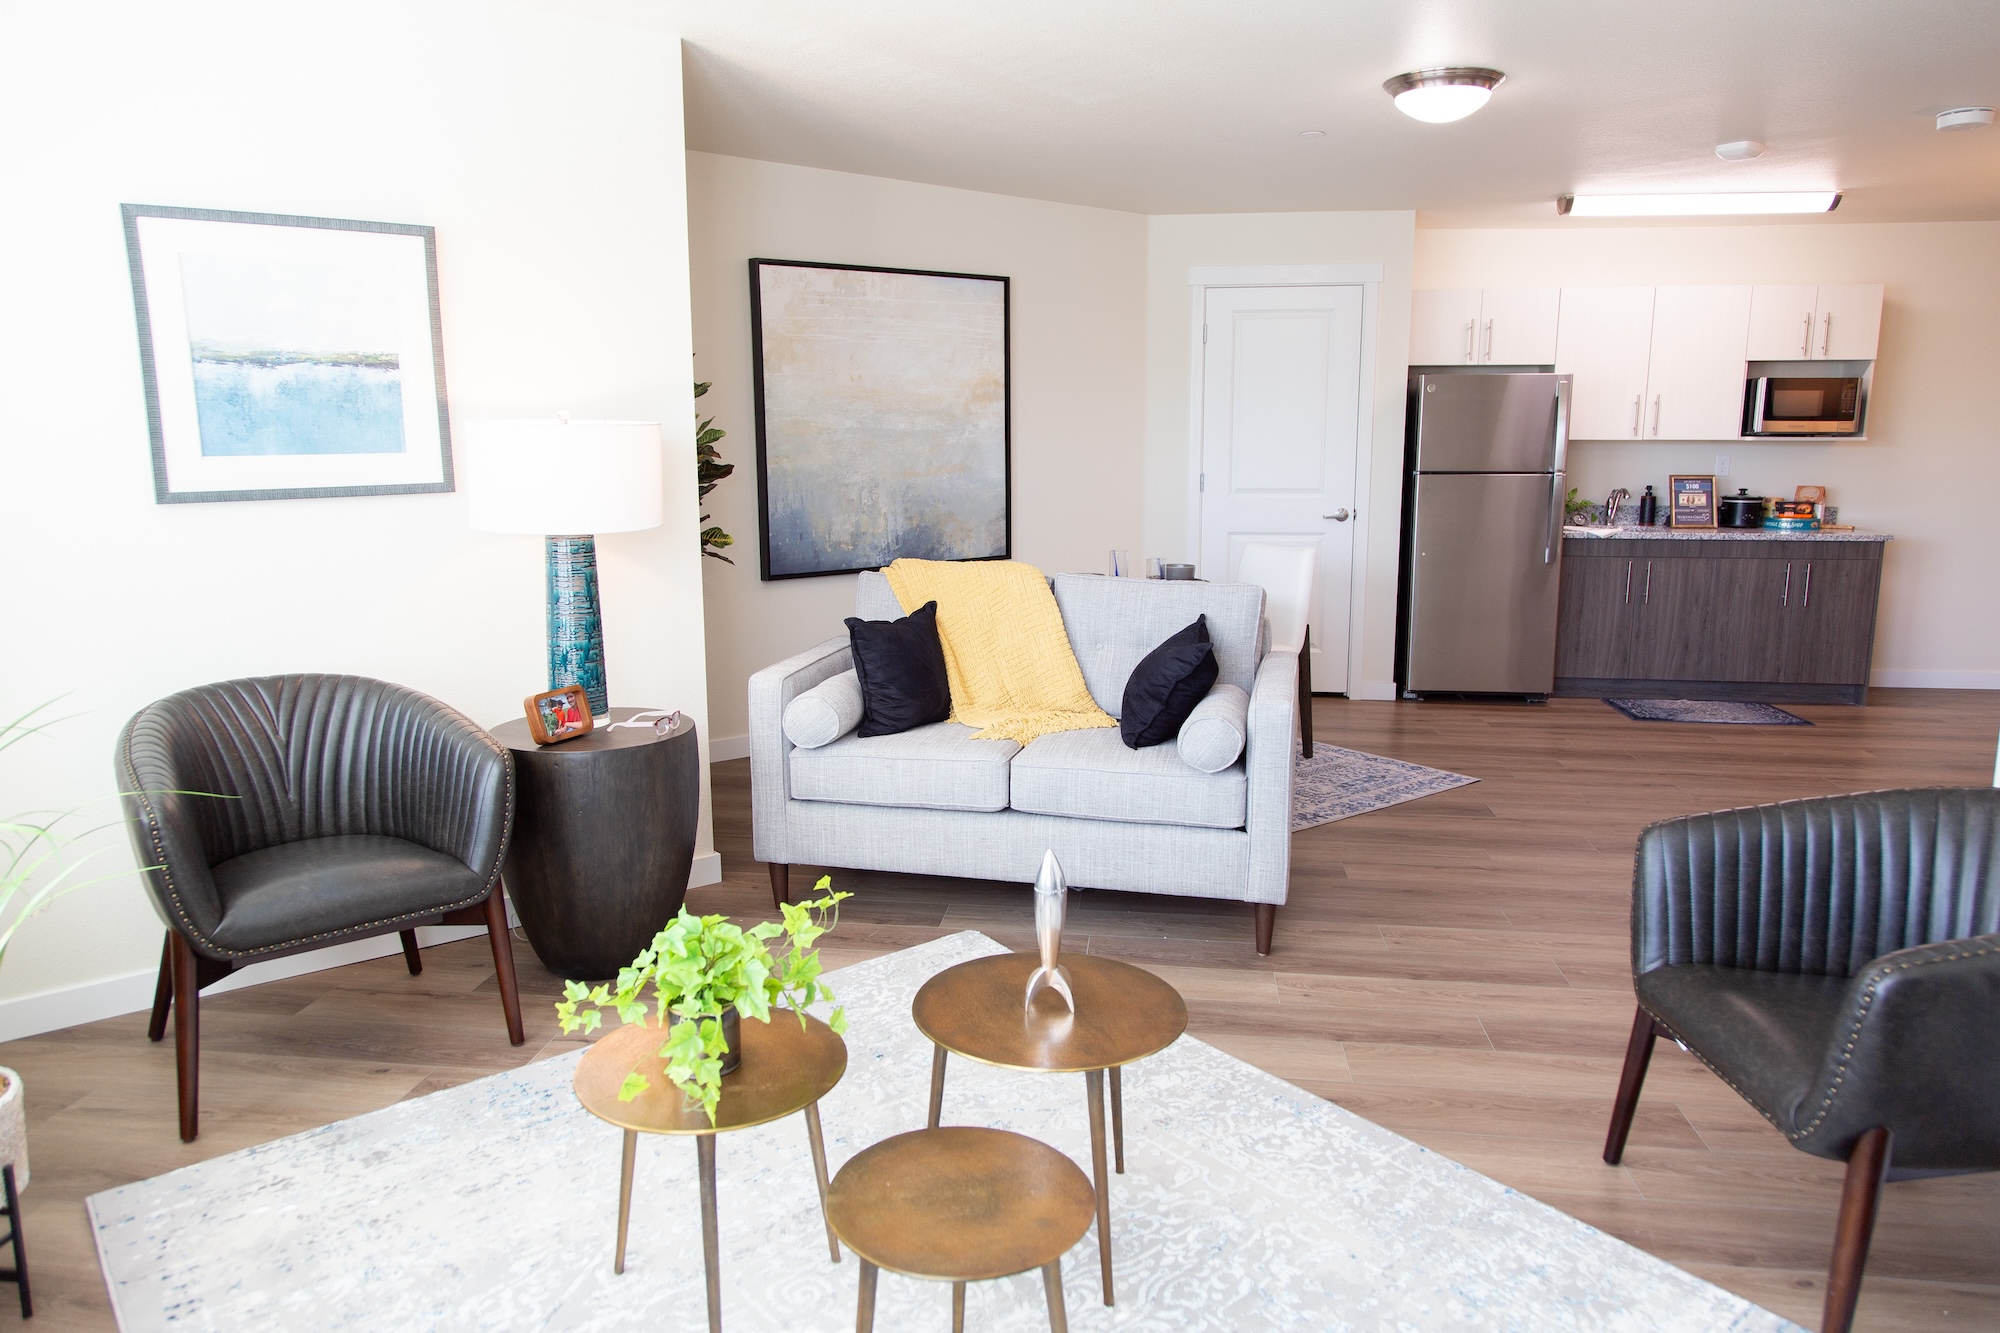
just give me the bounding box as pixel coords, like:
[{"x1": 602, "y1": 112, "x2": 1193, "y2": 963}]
[{"x1": 1236, "y1": 543, "x2": 1316, "y2": 655}]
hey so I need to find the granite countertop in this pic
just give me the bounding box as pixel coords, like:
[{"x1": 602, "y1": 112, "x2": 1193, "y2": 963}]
[{"x1": 1564, "y1": 523, "x2": 1890, "y2": 543}]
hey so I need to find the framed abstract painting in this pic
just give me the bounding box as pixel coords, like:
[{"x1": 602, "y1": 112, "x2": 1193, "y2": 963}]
[
  {"x1": 121, "y1": 204, "x2": 453, "y2": 503},
  {"x1": 749, "y1": 258, "x2": 1010, "y2": 579}
]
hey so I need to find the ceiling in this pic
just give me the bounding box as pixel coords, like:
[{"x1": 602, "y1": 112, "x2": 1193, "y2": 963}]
[{"x1": 589, "y1": 0, "x2": 2000, "y2": 223}]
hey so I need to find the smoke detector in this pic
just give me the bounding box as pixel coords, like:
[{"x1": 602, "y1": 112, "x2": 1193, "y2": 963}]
[
  {"x1": 1936, "y1": 107, "x2": 1996, "y2": 131},
  {"x1": 1715, "y1": 140, "x2": 1766, "y2": 161}
]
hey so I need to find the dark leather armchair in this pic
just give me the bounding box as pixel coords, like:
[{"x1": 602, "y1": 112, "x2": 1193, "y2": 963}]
[
  {"x1": 117, "y1": 675, "x2": 526, "y2": 1141},
  {"x1": 1604, "y1": 787, "x2": 2000, "y2": 1333}
]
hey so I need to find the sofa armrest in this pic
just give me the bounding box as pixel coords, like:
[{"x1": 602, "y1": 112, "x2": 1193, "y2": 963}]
[
  {"x1": 1242, "y1": 648, "x2": 1298, "y2": 906},
  {"x1": 748, "y1": 635, "x2": 854, "y2": 863},
  {"x1": 1633, "y1": 787, "x2": 2000, "y2": 979}
]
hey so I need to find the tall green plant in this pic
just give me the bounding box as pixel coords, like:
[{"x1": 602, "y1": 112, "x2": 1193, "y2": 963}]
[
  {"x1": 555, "y1": 879, "x2": 850, "y2": 1123},
  {"x1": 695, "y1": 379, "x2": 735, "y2": 563}
]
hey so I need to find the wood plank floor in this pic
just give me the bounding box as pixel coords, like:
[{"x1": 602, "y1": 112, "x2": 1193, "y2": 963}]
[{"x1": 3, "y1": 688, "x2": 1996, "y2": 1329}]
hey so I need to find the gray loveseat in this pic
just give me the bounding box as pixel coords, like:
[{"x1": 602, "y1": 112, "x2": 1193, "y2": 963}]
[{"x1": 748, "y1": 571, "x2": 1297, "y2": 953}]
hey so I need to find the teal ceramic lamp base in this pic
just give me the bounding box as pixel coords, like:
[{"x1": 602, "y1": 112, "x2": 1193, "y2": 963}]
[{"x1": 546, "y1": 535, "x2": 608, "y2": 715}]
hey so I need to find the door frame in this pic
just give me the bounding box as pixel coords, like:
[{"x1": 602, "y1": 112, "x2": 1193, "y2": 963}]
[{"x1": 1187, "y1": 263, "x2": 1385, "y2": 696}]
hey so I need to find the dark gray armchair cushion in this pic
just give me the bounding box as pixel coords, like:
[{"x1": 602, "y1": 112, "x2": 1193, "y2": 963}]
[{"x1": 210, "y1": 835, "x2": 488, "y2": 953}]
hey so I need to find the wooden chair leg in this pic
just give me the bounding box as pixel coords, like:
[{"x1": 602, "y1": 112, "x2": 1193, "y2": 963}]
[
  {"x1": 1253, "y1": 903, "x2": 1276, "y2": 956},
  {"x1": 147, "y1": 933, "x2": 173, "y2": 1042},
  {"x1": 399, "y1": 929, "x2": 423, "y2": 976},
  {"x1": 1823, "y1": 1127, "x2": 1892, "y2": 1333},
  {"x1": 1603, "y1": 1006, "x2": 1658, "y2": 1165},
  {"x1": 1298, "y1": 625, "x2": 1314, "y2": 759},
  {"x1": 169, "y1": 931, "x2": 201, "y2": 1142},
  {"x1": 769, "y1": 862, "x2": 790, "y2": 912},
  {"x1": 482, "y1": 890, "x2": 525, "y2": 1046}
]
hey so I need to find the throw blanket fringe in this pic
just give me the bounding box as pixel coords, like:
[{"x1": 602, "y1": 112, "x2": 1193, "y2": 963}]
[{"x1": 882, "y1": 559, "x2": 1116, "y2": 746}]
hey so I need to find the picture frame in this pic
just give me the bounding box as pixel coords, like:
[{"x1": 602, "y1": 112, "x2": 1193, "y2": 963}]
[
  {"x1": 121, "y1": 203, "x2": 454, "y2": 504},
  {"x1": 1794, "y1": 485, "x2": 1828, "y2": 504},
  {"x1": 748, "y1": 258, "x2": 1010, "y2": 580},
  {"x1": 524, "y1": 686, "x2": 594, "y2": 745},
  {"x1": 1667, "y1": 475, "x2": 1718, "y2": 529}
]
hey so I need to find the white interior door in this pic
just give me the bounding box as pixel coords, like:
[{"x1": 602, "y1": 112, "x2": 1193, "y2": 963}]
[{"x1": 1199, "y1": 285, "x2": 1363, "y2": 694}]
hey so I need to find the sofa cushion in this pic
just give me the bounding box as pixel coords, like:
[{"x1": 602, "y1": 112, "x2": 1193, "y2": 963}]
[
  {"x1": 783, "y1": 670, "x2": 864, "y2": 749},
  {"x1": 846, "y1": 601, "x2": 952, "y2": 737},
  {"x1": 1120, "y1": 616, "x2": 1218, "y2": 748},
  {"x1": 1051, "y1": 573, "x2": 1264, "y2": 715},
  {"x1": 1178, "y1": 683, "x2": 1249, "y2": 773},
  {"x1": 790, "y1": 721, "x2": 1019, "y2": 813},
  {"x1": 1009, "y1": 727, "x2": 1246, "y2": 829}
]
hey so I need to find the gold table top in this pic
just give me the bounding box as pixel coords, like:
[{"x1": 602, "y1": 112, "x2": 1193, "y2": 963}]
[
  {"x1": 911, "y1": 952, "x2": 1187, "y2": 1074},
  {"x1": 573, "y1": 1011, "x2": 846, "y2": 1136}
]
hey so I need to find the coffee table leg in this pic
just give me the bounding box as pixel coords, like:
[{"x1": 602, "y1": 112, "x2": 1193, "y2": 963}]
[
  {"x1": 952, "y1": 1280, "x2": 966, "y2": 1333},
  {"x1": 928, "y1": 1045, "x2": 947, "y2": 1128},
  {"x1": 1084, "y1": 1068, "x2": 1113, "y2": 1305},
  {"x1": 855, "y1": 1259, "x2": 879, "y2": 1333},
  {"x1": 1109, "y1": 1065, "x2": 1125, "y2": 1174},
  {"x1": 614, "y1": 1129, "x2": 638, "y2": 1273},
  {"x1": 698, "y1": 1134, "x2": 722, "y2": 1333},
  {"x1": 1043, "y1": 1259, "x2": 1068, "y2": 1333},
  {"x1": 804, "y1": 1101, "x2": 841, "y2": 1262}
]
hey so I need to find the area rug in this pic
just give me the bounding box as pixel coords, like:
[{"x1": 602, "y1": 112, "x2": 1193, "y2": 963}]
[
  {"x1": 1605, "y1": 698, "x2": 1812, "y2": 725},
  {"x1": 1293, "y1": 745, "x2": 1478, "y2": 831},
  {"x1": 88, "y1": 933, "x2": 1792, "y2": 1332}
]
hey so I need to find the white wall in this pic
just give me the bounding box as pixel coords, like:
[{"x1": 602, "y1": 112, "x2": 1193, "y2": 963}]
[
  {"x1": 0, "y1": 1, "x2": 710, "y2": 1033},
  {"x1": 1417, "y1": 222, "x2": 2000, "y2": 688},
  {"x1": 1144, "y1": 212, "x2": 1417, "y2": 700},
  {"x1": 689, "y1": 153, "x2": 1148, "y2": 747}
]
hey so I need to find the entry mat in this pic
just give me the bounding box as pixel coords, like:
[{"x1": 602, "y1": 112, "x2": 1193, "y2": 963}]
[
  {"x1": 1606, "y1": 698, "x2": 1813, "y2": 725},
  {"x1": 89, "y1": 932, "x2": 1796, "y2": 1332}
]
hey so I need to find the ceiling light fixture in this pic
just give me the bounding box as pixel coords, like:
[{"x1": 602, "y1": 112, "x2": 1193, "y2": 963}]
[
  {"x1": 1383, "y1": 67, "x2": 1506, "y2": 124},
  {"x1": 1936, "y1": 106, "x2": 1996, "y2": 131},
  {"x1": 1558, "y1": 191, "x2": 1841, "y2": 217},
  {"x1": 1715, "y1": 140, "x2": 1766, "y2": 161}
]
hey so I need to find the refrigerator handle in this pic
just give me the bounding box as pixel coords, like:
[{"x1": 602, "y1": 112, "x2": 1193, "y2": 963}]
[
  {"x1": 1546, "y1": 471, "x2": 1566, "y2": 564},
  {"x1": 1551, "y1": 376, "x2": 1571, "y2": 477}
]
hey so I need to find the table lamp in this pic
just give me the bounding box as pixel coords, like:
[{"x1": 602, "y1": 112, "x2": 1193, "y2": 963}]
[{"x1": 464, "y1": 417, "x2": 664, "y2": 717}]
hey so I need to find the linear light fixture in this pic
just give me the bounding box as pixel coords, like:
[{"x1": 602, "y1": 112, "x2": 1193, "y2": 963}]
[{"x1": 1558, "y1": 191, "x2": 1842, "y2": 217}]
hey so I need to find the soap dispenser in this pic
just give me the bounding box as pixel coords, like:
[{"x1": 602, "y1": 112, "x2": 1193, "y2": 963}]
[{"x1": 1637, "y1": 485, "x2": 1658, "y2": 526}]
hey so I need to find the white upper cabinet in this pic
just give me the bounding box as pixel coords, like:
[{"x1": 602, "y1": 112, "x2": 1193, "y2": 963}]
[
  {"x1": 1645, "y1": 286, "x2": 1752, "y2": 441},
  {"x1": 1410, "y1": 289, "x2": 1483, "y2": 364},
  {"x1": 1746, "y1": 284, "x2": 1882, "y2": 360},
  {"x1": 1411, "y1": 288, "x2": 1558, "y2": 365},
  {"x1": 1555, "y1": 287, "x2": 1656, "y2": 440}
]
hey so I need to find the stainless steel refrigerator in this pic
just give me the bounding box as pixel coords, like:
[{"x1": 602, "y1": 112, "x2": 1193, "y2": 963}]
[{"x1": 1398, "y1": 372, "x2": 1571, "y2": 697}]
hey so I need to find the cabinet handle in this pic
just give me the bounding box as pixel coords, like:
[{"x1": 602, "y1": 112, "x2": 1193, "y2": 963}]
[
  {"x1": 1651, "y1": 394, "x2": 1662, "y2": 436},
  {"x1": 1623, "y1": 560, "x2": 1632, "y2": 604},
  {"x1": 1631, "y1": 395, "x2": 1642, "y2": 436},
  {"x1": 1821, "y1": 312, "x2": 1832, "y2": 357},
  {"x1": 1465, "y1": 319, "x2": 1476, "y2": 361},
  {"x1": 1643, "y1": 561, "x2": 1652, "y2": 604},
  {"x1": 1483, "y1": 319, "x2": 1493, "y2": 361},
  {"x1": 1801, "y1": 312, "x2": 1813, "y2": 357},
  {"x1": 1782, "y1": 561, "x2": 1792, "y2": 606},
  {"x1": 1802, "y1": 561, "x2": 1812, "y2": 608}
]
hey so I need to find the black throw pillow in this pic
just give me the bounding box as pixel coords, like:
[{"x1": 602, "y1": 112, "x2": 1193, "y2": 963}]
[
  {"x1": 1120, "y1": 615, "x2": 1218, "y2": 749},
  {"x1": 845, "y1": 601, "x2": 952, "y2": 737}
]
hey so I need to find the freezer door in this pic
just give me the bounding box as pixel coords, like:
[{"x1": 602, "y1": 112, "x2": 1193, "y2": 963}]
[
  {"x1": 1414, "y1": 373, "x2": 1567, "y2": 473},
  {"x1": 1406, "y1": 472, "x2": 1565, "y2": 694}
]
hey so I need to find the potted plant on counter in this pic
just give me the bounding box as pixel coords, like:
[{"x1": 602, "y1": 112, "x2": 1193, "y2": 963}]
[{"x1": 554, "y1": 877, "x2": 850, "y2": 1124}]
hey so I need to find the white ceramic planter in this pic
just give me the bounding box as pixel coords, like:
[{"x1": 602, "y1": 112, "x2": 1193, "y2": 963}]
[{"x1": 0, "y1": 1066, "x2": 26, "y2": 1190}]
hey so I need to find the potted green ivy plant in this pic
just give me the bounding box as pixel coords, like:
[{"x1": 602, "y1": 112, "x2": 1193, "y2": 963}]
[{"x1": 555, "y1": 877, "x2": 850, "y2": 1124}]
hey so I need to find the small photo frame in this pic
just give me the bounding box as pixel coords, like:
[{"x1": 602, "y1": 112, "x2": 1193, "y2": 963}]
[
  {"x1": 525, "y1": 686, "x2": 594, "y2": 745},
  {"x1": 1795, "y1": 485, "x2": 1828, "y2": 504},
  {"x1": 1668, "y1": 475, "x2": 1717, "y2": 529}
]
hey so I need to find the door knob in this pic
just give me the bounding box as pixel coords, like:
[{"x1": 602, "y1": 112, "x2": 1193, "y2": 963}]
[{"x1": 1324, "y1": 509, "x2": 1352, "y2": 521}]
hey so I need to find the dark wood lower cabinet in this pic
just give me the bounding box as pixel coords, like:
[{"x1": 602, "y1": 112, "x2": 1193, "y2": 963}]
[{"x1": 1554, "y1": 538, "x2": 1885, "y2": 704}]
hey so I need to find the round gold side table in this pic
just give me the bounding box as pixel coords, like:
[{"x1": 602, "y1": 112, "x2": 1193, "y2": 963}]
[
  {"x1": 911, "y1": 952, "x2": 1187, "y2": 1307},
  {"x1": 573, "y1": 1012, "x2": 846, "y2": 1332},
  {"x1": 828, "y1": 1127, "x2": 1096, "y2": 1333}
]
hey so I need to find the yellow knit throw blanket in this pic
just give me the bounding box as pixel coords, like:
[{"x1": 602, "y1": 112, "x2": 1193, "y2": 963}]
[{"x1": 882, "y1": 558, "x2": 1116, "y2": 746}]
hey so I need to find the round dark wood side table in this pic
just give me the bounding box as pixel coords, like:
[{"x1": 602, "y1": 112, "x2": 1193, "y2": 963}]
[{"x1": 490, "y1": 707, "x2": 699, "y2": 979}]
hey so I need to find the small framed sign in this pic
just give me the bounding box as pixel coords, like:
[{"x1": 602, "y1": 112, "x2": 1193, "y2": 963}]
[
  {"x1": 1668, "y1": 475, "x2": 1718, "y2": 529},
  {"x1": 1794, "y1": 485, "x2": 1827, "y2": 505},
  {"x1": 524, "y1": 686, "x2": 594, "y2": 745}
]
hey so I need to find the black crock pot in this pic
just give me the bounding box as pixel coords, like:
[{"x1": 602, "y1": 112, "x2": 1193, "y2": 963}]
[{"x1": 1719, "y1": 488, "x2": 1766, "y2": 528}]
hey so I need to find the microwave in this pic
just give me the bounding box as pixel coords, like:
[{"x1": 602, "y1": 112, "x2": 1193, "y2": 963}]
[{"x1": 1743, "y1": 375, "x2": 1864, "y2": 436}]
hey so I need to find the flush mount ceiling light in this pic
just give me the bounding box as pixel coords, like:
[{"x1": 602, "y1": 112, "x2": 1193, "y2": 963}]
[
  {"x1": 1936, "y1": 106, "x2": 1996, "y2": 131},
  {"x1": 1383, "y1": 67, "x2": 1506, "y2": 123},
  {"x1": 1715, "y1": 140, "x2": 1766, "y2": 161},
  {"x1": 1557, "y1": 191, "x2": 1841, "y2": 217}
]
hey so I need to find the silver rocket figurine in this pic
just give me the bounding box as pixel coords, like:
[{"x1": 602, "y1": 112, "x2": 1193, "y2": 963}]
[{"x1": 1024, "y1": 849, "x2": 1075, "y2": 1013}]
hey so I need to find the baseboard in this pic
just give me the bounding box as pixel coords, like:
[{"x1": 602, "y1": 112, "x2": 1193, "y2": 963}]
[
  {"x1": 709, "y1": 734, "x2": 750, "y2": 762},
  {"x1": 1354, "y1": 680, "x2": 1400, "y2": 702},
  {"x1": 1869, "y1": 669, "x2": 2000, "y2": 691},
  {"x1": 689, "y1": 851, "x2": 721, "y2": 888}
]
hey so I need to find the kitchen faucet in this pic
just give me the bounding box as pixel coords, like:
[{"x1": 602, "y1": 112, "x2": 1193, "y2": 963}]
[{"x1": 1603, "y1": 488, "x2": 1630, "y2": 526}]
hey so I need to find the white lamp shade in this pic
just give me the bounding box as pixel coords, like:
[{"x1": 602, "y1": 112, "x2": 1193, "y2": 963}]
[{"x1": 463, "y1": 419, "x2": 664, "y2": 535}]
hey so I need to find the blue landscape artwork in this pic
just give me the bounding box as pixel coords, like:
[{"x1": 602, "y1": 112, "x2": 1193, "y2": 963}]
[{"x1": 178, "y1": 254, "x2": 407, "y2": 456}]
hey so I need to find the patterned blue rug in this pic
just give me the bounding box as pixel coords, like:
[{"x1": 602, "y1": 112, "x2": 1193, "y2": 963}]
[
  {"x1": 1605, "y1": 698, "x2": 1812, "y2": 726},
  {"x1": 1292, "y1": 746, "x2": 1478, "y2": 832}
]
